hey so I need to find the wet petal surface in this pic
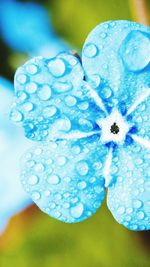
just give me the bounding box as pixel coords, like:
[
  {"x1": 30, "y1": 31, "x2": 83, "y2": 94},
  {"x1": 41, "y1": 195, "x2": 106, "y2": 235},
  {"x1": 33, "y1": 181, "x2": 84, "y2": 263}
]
[
  {"x1": 107, "y1": 142, "x2": 150, "y2": 230},
  {"x1": 82, "y1": 20, "x2": 150, "y2": 113},
  {"x1": 11, "y1": 53, "x2": 105, "y2": 141},
  {"x1": 21, "y1": 136, "x2": 108, "y2": 223}
]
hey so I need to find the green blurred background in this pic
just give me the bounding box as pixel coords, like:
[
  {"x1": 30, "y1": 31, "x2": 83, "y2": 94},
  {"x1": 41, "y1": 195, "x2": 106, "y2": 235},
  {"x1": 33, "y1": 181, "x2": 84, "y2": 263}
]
[{"x1": 0, "y1": 0, "x2": 150, "y2": 266}]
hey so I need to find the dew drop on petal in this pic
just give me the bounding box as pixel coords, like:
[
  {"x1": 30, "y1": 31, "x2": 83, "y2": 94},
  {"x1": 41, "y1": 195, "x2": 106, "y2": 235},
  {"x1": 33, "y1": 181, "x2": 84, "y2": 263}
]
[
  {"x1": 83, "y1": 43, "x2": 98, "y2": 58},
  {"x1": 48, "y1": 58, "x2": 66, "y2": 77},
  {"x1": 38, "y1": 85, "x2": 51, "y2": 100},
  {"x1": 53, "y1": 81, "x2": 72, "y2": 93},
  {"x1": 76, "y1": 161, "x2": 89, "y2": 176},
  {"x1": 43, "y1": 106, "x2": 57, "y2": 117},
  {"x1": 133, "y1": 200, "x2": 142, "y2": 209},
  {"x1": 28, "y1": 175, "x2": 39, "y2": 185},
  {"x1": 120, "y1": 30, "x2": 150, "y2": 71},
  {"x1": 32, "y1": 191, "x2": 41, "y2": 200},
  {"x1": 47, "y1": 175, "x2": 60, "y2": 185},
  {"x1": 26, "y1": 82, "x2": 37, "y2": 94},
  {"x1": 26, "y1": 64, "x2": 38, "y2": 75},
  {"x1": 10, "y1": 110, "x2": 23, "y2": 122},
  {"x1": 17, "y1": 74, "x2": 27, "y2": 84},
  {"x1": 70, "y1": 203, "x2": 84, "y2": 218}
]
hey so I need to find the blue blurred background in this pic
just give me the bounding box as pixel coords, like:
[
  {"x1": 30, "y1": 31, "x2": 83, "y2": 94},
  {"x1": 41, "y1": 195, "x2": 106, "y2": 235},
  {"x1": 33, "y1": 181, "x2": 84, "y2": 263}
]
[{"x1": 0, "y1": 0, "x2": 150, "y2": 266}]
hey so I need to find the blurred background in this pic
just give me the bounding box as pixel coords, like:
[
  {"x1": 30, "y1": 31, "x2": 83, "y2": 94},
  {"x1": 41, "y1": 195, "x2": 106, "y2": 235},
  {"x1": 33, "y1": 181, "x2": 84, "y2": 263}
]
[{"x1": 0, "y1": 0, "x2": 150, "y2": 266}]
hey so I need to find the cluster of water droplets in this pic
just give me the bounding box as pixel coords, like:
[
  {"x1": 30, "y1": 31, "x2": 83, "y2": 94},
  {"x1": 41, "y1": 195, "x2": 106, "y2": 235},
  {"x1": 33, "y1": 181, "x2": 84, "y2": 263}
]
[
  {"x1": 11, "y1": 53, "x2": 105, "y2": 141},
  {"x1": 21, "y1": 137, "x2": 107, "y2": 222},
  {"x1": 107, "y1": 143, "x2": 150, "y2": 230}
]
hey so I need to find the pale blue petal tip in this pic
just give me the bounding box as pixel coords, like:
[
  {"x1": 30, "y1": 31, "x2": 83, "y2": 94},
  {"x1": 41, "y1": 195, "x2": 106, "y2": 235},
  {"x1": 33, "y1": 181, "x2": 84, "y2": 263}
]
[
  {"x1": 21, "y1": 138, "x2": 107, "y2": 223},
  {"x1": 107, "y1": 143, "x2": 150, "y2": 231}
]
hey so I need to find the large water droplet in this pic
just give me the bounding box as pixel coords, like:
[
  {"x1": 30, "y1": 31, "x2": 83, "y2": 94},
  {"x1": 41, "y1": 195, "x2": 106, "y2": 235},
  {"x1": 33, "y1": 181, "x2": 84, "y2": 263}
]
[
  {"x1": 10, "y1": 110, "x2": 23, "y2": 122},
  {"x1": 133, "y1": 199, "x2": 142, "y2": 209},
  {"x1": 23, "y1": 102, "x2": 34, "y2": 112},
  {"x1": 120, "y1": 30, "x2": 150, "y2": 71},
  {"x1": 43, "y1": 106, "x2": 57, "y2": 118},
  {"x1": 65, "y1": 95, "x2": 77, "y2": 106},
  {"x1": 38, "y1": 85, "x2": 51, "y2": 100},
  {"x1": 26, "y1": 64, "x2": 38, "y2": 75},
  {"x1": 28, "y1": 175, "x2": 39, "y2": 185},
  {"x1": 83, "y1": 43, "x2": 98, "y2": 58},
  {"x1": 48, "y1": 58, "x2": 66, "y2": 77},
  {"x1": 16, "y1": 74, "x2": 27, "y2": 84},
  {"x1": 70, "y1": 203, "x2": 84, "y2": 218},
  {"x1": 34, "y1": 163, "x2": 45, "y2": 173},
  {"x1": 26, "y1": 82, "x2": 37, "y2": 94},
  {"x1": 53, "y1": 81, "x2": 72, "y2": 93},
  {"x1": 47, "y1": 175, "x2": 60, "y2": 185}
]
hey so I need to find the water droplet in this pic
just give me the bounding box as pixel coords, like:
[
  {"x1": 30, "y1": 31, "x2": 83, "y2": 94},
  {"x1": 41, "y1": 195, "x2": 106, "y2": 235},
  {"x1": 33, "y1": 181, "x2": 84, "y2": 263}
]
[
  {"x1": 32, "y1": 191, "x2": 41, "y2": 200},
  {"x1": 10, "y1": 110, "x2": 23, "y2": 122},
  {"x1": 26, "y1": 82, "x2": 37, "y2": 94},
  {"x1": 70, "y1": 203, "x2": 84, "y2": 218},
  {"x1": 17, "y1": 74, "x2": 27, "y2": 84},
  {"x1": 120, "y1": 30, "x2": 150, "y2": 71},
  {"x1": 76, "y1": 161, "x2": 89, "y2": 176},
  {"x1": 34, "y1": 148, "x2": 42, "y2": 155},
  {"x1": 71, "y1": 145, "x2": 81, "y2": 155},
  {"x1": 28, "y1": 175, "x2": 39, "y2": 185},
  {"x1": 83, "y1": 43, "x2": 98, "y2": 58},
  {"x1": 137, "y1": 211, "x2": 145, "y2": 220},
  {"x1": 78, "y1": 101, "x2": 89, "y2": 111},
  {"x1": 65, "y1": 95, "x2": 77, "y2": 106},
  {"x1": 34, "y1": 163, "x2": 45, "y2": 173},
  {"x1": 100, "y1": 32, "x2": 107, "y2": 38},
  {"x1": 77, "y1": 181, "x2": 87, "y2": 189},
  {"x1": 64, "y1": 177, "x2": 71, "y2": 183},
  {"x1": 88, "y1": 74, "x2": 101, "y2": 88},
  {"x1": 55, "y1": 117, "x2": 71, "y2": 132},
  {"x1": 117, "y1": 206, "x2": 125, "y2": 214},
  {"x1": 69, "y1": 57, "x2": 78, "y2": 66},
  {"x1": 43, "y1": 106, "x2": 57, "y2": 118},
  {"x1": 56, "y1": 156, "x2": 67, "y2": 166},
  {"x1": 26, "y1": 64, "x2": 38, "y2": 75},
  {"x1": 126, "y1": 207, "x2": 133, "y2": 214},
  {"x1": 100, "y1": 87, "x2": 112, "y2": 99},
  {"x1": 53, "y1": 81, "x2": 72, "y2": 93},
  {"x1": 48, "y1": 58, "x2": 66, "y2": 77},
  {"x1": 23, "y1": 102, "x2": 34, "y2": 112},
  {"x1": 133, "y1": 199, "x2": 142, "y2": 209},
  {"x1": 44, "y1": 190, "x2": 51, "y2": 196},
  {"x1": 47, "y1": 175, "x2": 60, "y2": 185},
  {"x1": 38, "y1": 85, "x2": 51, "y2": 100}
]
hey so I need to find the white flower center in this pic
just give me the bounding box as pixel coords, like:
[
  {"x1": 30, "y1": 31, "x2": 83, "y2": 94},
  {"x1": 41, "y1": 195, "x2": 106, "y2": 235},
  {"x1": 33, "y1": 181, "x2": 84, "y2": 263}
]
[{"x1": 97, "y1": 109, "x2": 129, "y2": 144}]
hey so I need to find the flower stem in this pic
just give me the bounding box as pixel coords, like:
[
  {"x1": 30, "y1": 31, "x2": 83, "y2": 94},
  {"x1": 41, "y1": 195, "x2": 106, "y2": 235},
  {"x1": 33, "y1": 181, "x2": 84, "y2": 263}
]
[{"x1": 129, "y1": 0, "x2": 150, "y2": 26}]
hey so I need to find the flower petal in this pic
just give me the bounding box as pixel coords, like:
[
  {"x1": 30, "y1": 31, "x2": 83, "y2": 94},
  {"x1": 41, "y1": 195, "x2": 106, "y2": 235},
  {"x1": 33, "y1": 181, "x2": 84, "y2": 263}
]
[
  {"x1": 21, "y1": 135, "x2": 108, "y2": 223},
  {"x1": 128, "y1": 93, "x2": 150, "y2": 140},
  {"x1": 11, "y1": 53, "x2": 105, "y2": 141},
  {"x1": 107, "y1": 142, "x2": 150, "y2": 230},
  {"x1": 82, "y1": 20, "x2": 150, "y2": 113}
]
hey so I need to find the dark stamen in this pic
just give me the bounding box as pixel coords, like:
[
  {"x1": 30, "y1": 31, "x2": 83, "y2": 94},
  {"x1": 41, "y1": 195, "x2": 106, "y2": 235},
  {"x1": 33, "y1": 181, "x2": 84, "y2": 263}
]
[{"x1": 110, "y1": 122, "x2": 119, "y2": 134}]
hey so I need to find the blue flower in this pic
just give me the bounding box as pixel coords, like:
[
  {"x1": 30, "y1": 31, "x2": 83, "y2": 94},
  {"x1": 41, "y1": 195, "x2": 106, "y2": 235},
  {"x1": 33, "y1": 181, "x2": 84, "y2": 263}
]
[
  {"x1": 11, "y1": 20, "x2": 150, "y2": 231},
  {"x1": 0, "y1": 0, "x2": 67, "y2": 57},
  {"x1": 0, "y1": 77, "x2": 33, "y2": 233}
]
